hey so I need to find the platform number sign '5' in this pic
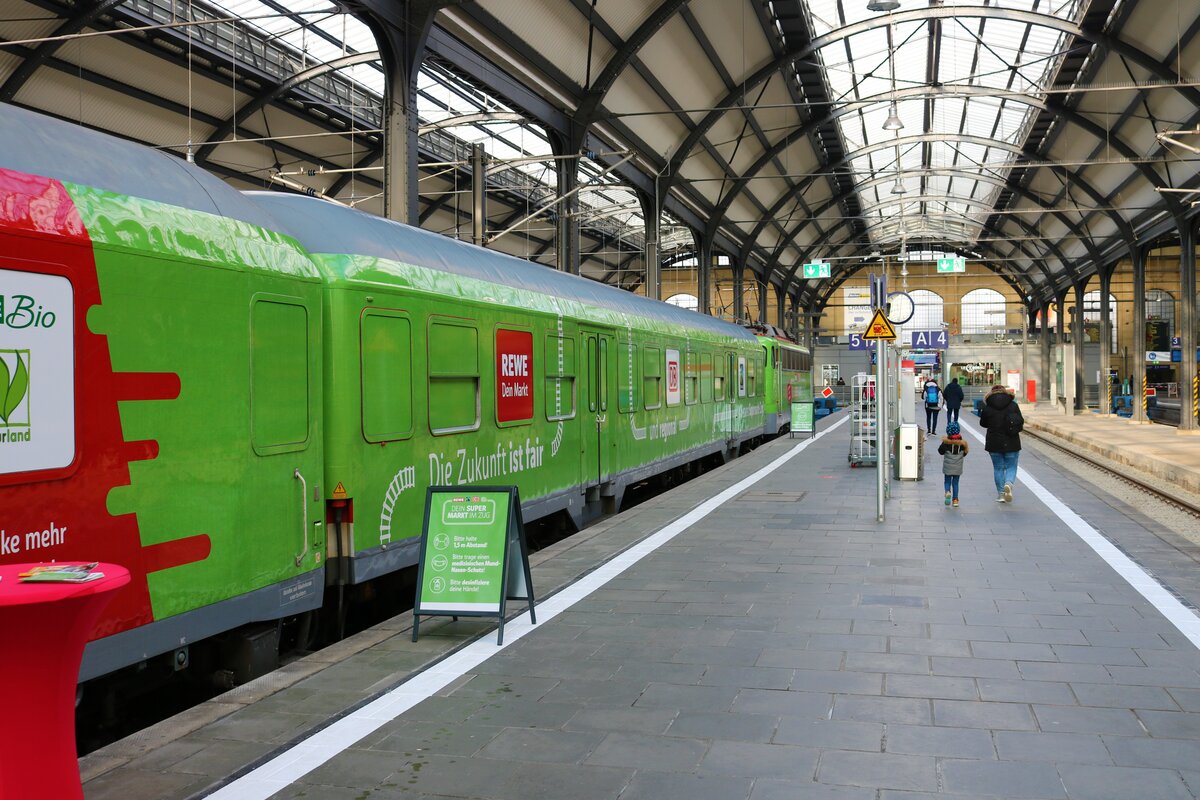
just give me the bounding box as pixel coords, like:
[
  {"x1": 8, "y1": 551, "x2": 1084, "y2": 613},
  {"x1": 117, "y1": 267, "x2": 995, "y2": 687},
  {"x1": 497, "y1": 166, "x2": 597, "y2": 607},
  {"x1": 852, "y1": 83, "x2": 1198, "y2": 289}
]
[{"x1": 848, "y1": 333, "x2": 875, "y2": 351}]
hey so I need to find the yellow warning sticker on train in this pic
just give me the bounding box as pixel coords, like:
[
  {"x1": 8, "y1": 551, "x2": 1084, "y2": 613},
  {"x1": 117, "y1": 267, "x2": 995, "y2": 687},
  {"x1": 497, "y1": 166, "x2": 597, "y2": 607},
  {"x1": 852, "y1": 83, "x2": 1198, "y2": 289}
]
[
  {"x1": 862, "y1": 309, "x2": 897, "y2": 341},
  {"x1": 332, "y1": 482, "x2": 347, "y2": 499}
]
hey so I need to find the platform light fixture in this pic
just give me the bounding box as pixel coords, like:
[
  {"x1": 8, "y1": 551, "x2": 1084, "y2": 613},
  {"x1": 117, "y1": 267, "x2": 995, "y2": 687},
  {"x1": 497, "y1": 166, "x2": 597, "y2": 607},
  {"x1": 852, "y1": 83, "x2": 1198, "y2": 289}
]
[
  {"x1": 883, "y1": 105, "x2": 904, "y2": 131},
  {"x1": 867, "y1": 0, "x2": 901, "y2": 11},
  {"x1": 891, "y1": 178, "x2": 907, "y2": 194}
]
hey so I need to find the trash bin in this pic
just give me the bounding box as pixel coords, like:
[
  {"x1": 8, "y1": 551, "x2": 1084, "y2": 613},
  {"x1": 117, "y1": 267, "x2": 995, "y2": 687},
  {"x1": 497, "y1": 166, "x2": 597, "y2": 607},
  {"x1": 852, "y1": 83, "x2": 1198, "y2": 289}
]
[{"x1": 895, "y1": 423, "x2": 923, "y2": 480}]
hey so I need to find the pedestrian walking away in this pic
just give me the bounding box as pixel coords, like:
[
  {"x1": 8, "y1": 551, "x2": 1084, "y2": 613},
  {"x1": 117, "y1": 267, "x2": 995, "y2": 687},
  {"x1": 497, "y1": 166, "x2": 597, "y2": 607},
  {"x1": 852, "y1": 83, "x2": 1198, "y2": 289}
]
[
  {"x1": 978, "y1": 383, "x2": 1024, "y2": 503},
  {"x1": 943, "y1": 377, "x2": 964, "y2": 424},
  {"x1": 938, "y1": 421, "x2": 969, "y2": 508},
  {"x1": 923, "y1": 378, "x2": 942, "y2": 436}
]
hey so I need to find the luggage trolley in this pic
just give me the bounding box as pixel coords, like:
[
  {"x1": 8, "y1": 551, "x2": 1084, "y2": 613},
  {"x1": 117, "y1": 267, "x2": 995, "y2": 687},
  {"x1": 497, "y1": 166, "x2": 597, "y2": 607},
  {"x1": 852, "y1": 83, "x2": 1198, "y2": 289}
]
[{"x1": 849, "y1": 373, "x2": 877, "y2": 467}]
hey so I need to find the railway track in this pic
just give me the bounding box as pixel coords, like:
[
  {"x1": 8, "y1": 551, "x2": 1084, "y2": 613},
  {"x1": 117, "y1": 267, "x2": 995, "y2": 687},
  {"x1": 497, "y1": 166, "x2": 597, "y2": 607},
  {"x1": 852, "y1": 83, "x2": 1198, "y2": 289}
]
[{"x1": 1022, "y1": 426, "x2": 1200, "y2": 518}]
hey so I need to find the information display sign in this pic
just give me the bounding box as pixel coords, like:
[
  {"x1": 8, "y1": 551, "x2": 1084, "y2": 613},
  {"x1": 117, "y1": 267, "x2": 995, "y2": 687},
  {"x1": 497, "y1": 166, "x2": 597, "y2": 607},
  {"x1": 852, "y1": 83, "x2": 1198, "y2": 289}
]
[
  {"x1": 413, "y1": 486, "x2": 536, "y2": 644},
  {"x1": 791, "y1": 401, "x2": 814, "y2": 436}
]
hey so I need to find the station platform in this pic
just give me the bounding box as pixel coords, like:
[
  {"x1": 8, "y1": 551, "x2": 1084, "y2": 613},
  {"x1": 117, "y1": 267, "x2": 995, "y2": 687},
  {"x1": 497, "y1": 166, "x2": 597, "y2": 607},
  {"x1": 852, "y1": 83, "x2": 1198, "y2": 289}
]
[
  {"x1": 82, "y1": 409, "x2": 1200, "y2": 800},
  {"x1": 1021, "y1": 403, "x2": 1200, "y2": 499}
]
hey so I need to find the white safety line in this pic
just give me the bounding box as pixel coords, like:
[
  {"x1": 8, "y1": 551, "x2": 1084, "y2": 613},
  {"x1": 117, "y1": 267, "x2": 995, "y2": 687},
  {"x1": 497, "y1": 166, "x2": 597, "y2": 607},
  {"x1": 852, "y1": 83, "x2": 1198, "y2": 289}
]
[
  {"x1": 960, "y1": 416, "x2": 1200, "y2": 650},
  {"x1": 205, "y1": 414, "x2": 849, "y2": 799}
]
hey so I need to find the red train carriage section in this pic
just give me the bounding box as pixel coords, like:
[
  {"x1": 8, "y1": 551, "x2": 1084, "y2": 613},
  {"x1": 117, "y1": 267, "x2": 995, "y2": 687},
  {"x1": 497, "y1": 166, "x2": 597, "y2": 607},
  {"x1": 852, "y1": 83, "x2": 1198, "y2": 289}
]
[{"x1": 0, "y1": 167, "x2": 209, "y2": 640}]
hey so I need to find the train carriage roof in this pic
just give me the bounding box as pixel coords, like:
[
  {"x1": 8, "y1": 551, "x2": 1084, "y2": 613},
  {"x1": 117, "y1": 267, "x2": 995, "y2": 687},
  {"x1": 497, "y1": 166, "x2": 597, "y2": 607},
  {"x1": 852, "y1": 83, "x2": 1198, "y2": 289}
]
[
  {"x1": 0, "y1": 103, "x2": 284, "y2": 232},
  {"x1": 248, "y1": 191, "x2": 757, "y2": 341}
]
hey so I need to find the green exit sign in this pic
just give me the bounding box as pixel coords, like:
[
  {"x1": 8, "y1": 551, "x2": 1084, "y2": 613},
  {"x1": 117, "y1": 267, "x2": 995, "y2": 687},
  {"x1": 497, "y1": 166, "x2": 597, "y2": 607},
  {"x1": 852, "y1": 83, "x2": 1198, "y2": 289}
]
[
  {"x1": 802, "y1": 262, "x2": 831, "y2": 279},
  {"x1": 936, "y1": 257, "x2": 966, "y2": 273}
]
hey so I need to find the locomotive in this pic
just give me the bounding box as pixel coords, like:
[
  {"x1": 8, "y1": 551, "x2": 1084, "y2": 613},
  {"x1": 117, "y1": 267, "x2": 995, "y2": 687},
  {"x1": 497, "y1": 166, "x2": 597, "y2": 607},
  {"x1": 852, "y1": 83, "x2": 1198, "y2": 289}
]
[{"x1": 0, "y1": 103, "x2": 810, "y2": 698}]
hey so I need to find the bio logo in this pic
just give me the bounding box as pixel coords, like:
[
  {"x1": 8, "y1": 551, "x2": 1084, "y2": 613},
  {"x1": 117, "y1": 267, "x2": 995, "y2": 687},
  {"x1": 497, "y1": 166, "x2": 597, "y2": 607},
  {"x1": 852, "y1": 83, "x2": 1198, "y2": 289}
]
[
  {"x1": 0, "y1": 294, "x2": 57, "y2": 329},
  {"x1": 0, "y1": 350, "x2": 30, "y2": 426}
]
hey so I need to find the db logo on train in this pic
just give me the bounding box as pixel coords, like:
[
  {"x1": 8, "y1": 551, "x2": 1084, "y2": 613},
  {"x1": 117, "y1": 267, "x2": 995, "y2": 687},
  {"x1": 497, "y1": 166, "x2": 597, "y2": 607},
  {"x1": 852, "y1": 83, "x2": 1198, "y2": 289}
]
[{"x1": 787, "y1": 383, "x2": 793, "y2": 401}]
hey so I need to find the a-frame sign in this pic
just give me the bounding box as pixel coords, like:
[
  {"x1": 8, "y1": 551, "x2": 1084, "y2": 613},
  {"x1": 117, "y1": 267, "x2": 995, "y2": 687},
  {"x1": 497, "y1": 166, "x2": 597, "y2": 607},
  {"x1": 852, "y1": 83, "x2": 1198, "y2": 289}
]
[{"x1": 862, "y1": 308, "x2": 898, "y2": 341}]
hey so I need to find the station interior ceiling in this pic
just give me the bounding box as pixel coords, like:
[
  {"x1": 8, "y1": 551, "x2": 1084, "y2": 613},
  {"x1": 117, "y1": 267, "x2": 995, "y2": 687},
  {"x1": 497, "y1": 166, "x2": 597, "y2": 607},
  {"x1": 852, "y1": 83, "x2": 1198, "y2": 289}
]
[{"x1": 1, "y1": 0, "x2": 1199, "y2": 319}]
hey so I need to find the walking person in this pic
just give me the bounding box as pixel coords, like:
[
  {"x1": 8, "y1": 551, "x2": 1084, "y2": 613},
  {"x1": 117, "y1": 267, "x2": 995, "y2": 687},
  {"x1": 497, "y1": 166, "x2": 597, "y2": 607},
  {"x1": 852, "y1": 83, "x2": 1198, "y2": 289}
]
[
  {"x1": 979, "y1": 384, "x2": 1024, "y2": 503},
  {"x1": 938, "y1": 421, "x2": 968, "y2": 508},
  {"x1": 943, "y1": 377, "x2": 964, "y2": 424},
  {"x1": 923, "y1": 378, "x2": 942, "y2": 435}
]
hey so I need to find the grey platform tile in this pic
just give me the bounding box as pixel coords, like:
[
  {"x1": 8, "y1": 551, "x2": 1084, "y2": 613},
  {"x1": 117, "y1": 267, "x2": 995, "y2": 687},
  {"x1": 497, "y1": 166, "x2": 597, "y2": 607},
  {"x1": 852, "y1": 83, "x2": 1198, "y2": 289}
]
[
  {"x1": 387, "y1": 754, "x2": 633, "y2": 800},
  {"x1": 939, "y1": 759, "x2": 1067, "y2": 798},
  {"x1": 1069, "y1": 682, "x2": 1179, "y2": 710},
  {"x1": 1051, "y1": 645, "x2": 1146, "y2": 666},
  {"x1": 885, "y1": 723, "x2": 996, "y2": 759},
  {"x1": 1032, "y1": 705, "x2": 1146, "y2": 735},
  {"x1": 609, "y1": 662, "x2": 705, "y2": 686},
  {"x1": 993, "y1": 731, "x2": 1112, "y2": 765},
  {"x1": 616, "y1": 770, "x2": 752, "y2": 800},
  {"x1": 773, "y1": 719, "x2": 883, "y2": 751},
  {"x1": 1016, "y1": 661, "x2": 1114, "y2": 684},
  {"x1": 815, "y1": 750, "x2": 938, "y2": 792},
  {"x1": 669, "y1": 645, "x2": 763, "y2": 667},
  {"x1": 789, "y1": 669, "x2": 883, "y2": 695},
  {"x1": 466, "y1": 698, "x2": 580, "y2": 729},
  {"x1": 1134, "y1": 709, "x2": 1200, "y2": 739},
  {"x1": 592, "y1": 641, "x2": 681, "y2": 664},
  {"x1": 697, "y1": 740, "x2": 819, "y2": 779},
  {"x1": 1103, "y1": 735, "x2": 1200, "y2": 771},
  {"x1": 476, "y1": 727, "x2": 604, "y2": 764},
  {"x1": 1057, "y1": 763, "x2": 1194, "y2": 800},
  {"x1": 756, "y1": 648, "x2": 844, "y2": 671},
  {"x1": 666, "y1": 711, "x2": 779, "y2": 743},
  {"x1": 888, "y1": 636, "x2": 972, "y2": 658},
  {"x1": 750, "y1": 780, "x2": 876, "y2": 800},
  {"x1": 1169, "y1": 688, "x2": 1200, "y2": 712},
  {"x1": 1083, "y1": 630, "x2": 1174, "y2": 649},
  {"x1": 885, "y1": 674, "x2": 977, "y2": 701},
  {"x1": 931, "y1": 656, "x2": 1021, "y2": 679},
  {"x1": 563, "y1": 707, "x2": 677, "y2": 735},
  {"x1": 163, "y1": 738, "x2": 276, "y2": 776},
  {"x1": 368, "y1": 719, "x2": 503, "y2": 757},
  {"x1": 81, "y1": 768, "x2": 210, "y2": 800},
  {"x1": 700, "y1": 665, "x2": 793, "y2": 690},
  {"x1": 195, "y1": 709, "x2": 319, "y2": 744},
  {"x1": 451, "y1": 674, "x2": 561, "y2": 700},
  {"x1": 402, "y1": 695, "x2": 493, "y2": 725},
  {"x1": 1107, "y1": 666, "x2": 1200, "y2": 688},
  {"x1": 849, "y1": 620, "x2": 927, "y2": 637},
  {"x1": 843, "y1": 652, "x2": 930, "y2": 675},
  {"x1": 831, "y1": 695, "x2": 931, "y2": 725},
  {"x1": 971, "y1": 641, "x2": 1059, "y2": 662},
  {"x1": 302, "y1": 747, "x2": 409, "y2": 789},
  {"x1": 807, "y1": 633, "x2": 887, "y2": 652},
  {"x1": 633, "y1": 682, "x2": 739, "y2": 712},
  {"x1": 1004, "y1": 627, "x2": 1089, "y2": 646},
  {"x1": 932, "y1": 698, "x2": 1038, "y2": 730}
]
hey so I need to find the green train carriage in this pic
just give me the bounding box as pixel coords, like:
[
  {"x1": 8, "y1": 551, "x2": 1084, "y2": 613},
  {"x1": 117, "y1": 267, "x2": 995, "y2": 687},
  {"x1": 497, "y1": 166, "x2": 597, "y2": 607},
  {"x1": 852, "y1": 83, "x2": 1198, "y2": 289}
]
[
  {"x1": 251, "y1": 193, "x2": 767, "y2": 586},
  {"x1": 756, "y1": 329, "x2": 815, "y2": 434}
]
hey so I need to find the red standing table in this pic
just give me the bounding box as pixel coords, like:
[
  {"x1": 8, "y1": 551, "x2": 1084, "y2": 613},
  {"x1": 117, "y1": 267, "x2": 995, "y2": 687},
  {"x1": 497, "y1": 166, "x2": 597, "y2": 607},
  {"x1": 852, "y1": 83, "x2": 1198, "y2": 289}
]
[{"x1": 0, "y1": 562, "x2": 128, "y2": 800}]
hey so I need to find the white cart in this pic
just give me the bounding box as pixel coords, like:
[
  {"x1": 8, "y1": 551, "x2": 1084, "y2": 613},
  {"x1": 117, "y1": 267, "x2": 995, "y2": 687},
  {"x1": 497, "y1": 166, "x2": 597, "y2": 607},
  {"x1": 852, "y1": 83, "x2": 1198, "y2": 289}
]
[{"x1": 849, "y1": 373, "x2": 877, "y2": 467}]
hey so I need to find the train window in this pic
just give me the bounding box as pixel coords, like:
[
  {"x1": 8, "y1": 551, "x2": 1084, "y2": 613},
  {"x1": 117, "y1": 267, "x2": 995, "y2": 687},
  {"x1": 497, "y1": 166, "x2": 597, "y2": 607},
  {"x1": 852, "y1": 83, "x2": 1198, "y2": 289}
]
[
  {"x1": 618, "y1": 341, "x2": 638, "y2": 413},
  {"x1": 428, "y1": 318, "x2": 480, "y2": 434},
  {"x1": 496, "y1": 328, "x2": 533, "y2": 425},
  {"x1": 586, "y1": 336, "x2": 597, "y2": 412},
  {"x1": 250, "y1": 298, "x2": 310, "y2": 453},
  {"x1": 700, "y1": 352, "x2": 713, "y2": 403},
  {"x1": 684, "y1": 350, "x2": 698, "y2": 406},
  {"x1": 746, "y1": 354, "x2": 758, "y2": 397},
  {"x1": 545, "y1": 333, "x2": 575, "y2": 421},
  {"x1": 643, "y1": 345, "x2": 662, "y2": 409},
  {"x1": 714, "y1": 354, "x2": 726, "y2": 400},
  {"x1": 361, "y1": 311, "x2": 413, "y2": 441}
]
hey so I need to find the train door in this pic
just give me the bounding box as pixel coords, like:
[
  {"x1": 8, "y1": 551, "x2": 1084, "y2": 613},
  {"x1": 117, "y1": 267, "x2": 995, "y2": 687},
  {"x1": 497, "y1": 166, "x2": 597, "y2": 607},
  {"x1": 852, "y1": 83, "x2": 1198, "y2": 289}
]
[
  {"x1": 726, "y1": 350, "x2": 739, "y2": 444},
  {"x1": 580, "y1": 327, "x2": 615, "y2": 487}
]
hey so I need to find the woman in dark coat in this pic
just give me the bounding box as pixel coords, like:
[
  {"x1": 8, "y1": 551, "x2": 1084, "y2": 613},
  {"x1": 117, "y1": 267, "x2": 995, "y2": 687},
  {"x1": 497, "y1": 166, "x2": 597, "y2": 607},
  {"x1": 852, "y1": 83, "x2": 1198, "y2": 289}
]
[{"x1": 978, "y1": 384, "x2": 1023, "y2": 503}]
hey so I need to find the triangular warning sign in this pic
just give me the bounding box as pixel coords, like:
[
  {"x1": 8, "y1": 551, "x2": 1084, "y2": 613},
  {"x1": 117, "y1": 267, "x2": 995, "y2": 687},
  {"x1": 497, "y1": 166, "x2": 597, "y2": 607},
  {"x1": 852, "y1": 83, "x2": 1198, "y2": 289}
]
[
  {"x1": 862, "y1": 308, "x2": 897, "y2": 340},
  {"x1": 332, "y1": 482, "x2": 348, "y2": 499}
]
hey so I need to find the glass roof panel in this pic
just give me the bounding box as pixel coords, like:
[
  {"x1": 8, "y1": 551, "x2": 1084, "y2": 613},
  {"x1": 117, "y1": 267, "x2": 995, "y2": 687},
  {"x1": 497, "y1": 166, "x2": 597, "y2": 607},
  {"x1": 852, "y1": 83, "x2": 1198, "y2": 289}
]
[{"x1": 799, "y1": 0, "x2": 1088, "y2": 247}]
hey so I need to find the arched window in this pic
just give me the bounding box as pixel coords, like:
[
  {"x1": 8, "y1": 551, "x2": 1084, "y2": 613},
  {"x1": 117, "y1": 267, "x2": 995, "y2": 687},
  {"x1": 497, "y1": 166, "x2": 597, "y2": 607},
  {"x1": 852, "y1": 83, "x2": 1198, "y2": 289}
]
[
  {"x1": 1146, "y1": 289, "x2": 1174, "y2": 331},
  {"x1": 961, "y1": 288, "x2": 1006, "y2": 334},
  {"x1": 898, "y1": 290, "x2": 944, "y2": 343},
  {"x1": 1083, "y1": 291, "x2": 1117, "y2": 353},
  {"x1": 665, "y1": 293, "x2": 698, "y2": 312}
]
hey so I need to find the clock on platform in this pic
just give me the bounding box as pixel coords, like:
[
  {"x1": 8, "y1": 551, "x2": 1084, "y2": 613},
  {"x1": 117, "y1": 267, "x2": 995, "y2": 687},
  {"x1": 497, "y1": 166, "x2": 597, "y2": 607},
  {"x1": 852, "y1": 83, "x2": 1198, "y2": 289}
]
[{"x1": 885, "y1": 291, "x2": 915, "y2": 325}]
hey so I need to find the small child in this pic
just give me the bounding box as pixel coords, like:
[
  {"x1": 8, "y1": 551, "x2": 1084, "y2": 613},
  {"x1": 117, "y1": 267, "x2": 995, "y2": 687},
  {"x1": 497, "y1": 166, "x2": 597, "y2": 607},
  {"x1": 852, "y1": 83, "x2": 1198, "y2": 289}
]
[{"x1": 938, "y1": 421, "x2": 969, "y2": 507}]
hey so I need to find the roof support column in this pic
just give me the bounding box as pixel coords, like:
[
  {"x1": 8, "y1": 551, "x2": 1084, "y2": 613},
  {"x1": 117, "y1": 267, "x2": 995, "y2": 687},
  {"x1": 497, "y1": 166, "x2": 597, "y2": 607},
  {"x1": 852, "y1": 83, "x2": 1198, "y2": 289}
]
[
  {"x1": 1072, "y1": 281, "x2": 1087, "y2": 412},
  {"x1": 375, "y1": 1, "x2": 446, "y2": 224},
  {"x1": 1055, "y1": 291, "x2": 1066, "y2": 408},
  {"x1": 1040, "y1": 301, "x2": 1052, "y2": 407},
  {"x1": 776, "y1": 286, "x2": 786, "y2": 331},
  {"x1": 693, "y1": 230, "x2": 712, "y2": 315},
  {"x1": 551, "y1": 134, "x2": 581, "y2": 274},
  {"x1": 758, "y1": 278, "x2": 769, "y2": 325},
  {"x1": 640, "y1": 192, "x2": 661, "y2": 300},
  {"x1": 733, "y1": 263, "x2": 744, "y2": 322},
  {"x1": 1131, "y1": 245, "x2": 1148, "y2": 424},
  {"x1": 1178, "y1": 220, "x2": 1197, "y2": 433},
  {"x1": 471, "y1": 143, "x2": 487, "y2": 247},
  {"x1": 1098, "y1": 266, "x2": 1113, "y2": 416}
]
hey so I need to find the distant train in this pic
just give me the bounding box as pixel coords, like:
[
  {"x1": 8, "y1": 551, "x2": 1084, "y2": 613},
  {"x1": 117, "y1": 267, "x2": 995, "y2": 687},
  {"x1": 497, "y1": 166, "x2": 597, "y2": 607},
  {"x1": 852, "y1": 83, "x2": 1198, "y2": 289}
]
[{"x1": 0, "y1": 103, "x2": 810, "y2": 694}]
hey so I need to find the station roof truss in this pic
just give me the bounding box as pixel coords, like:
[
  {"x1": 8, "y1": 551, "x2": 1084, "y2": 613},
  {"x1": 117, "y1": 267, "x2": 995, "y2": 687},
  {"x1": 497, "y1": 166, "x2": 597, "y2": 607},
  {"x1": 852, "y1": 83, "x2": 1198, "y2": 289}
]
[{"x1": 2, "y1": 0, "x2": 1199, "y2": 313}]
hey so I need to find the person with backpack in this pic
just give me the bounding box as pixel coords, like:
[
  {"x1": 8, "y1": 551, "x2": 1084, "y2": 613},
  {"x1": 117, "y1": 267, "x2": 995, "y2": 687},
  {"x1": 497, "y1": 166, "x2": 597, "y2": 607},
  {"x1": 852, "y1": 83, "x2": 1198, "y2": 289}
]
[
  {"x1": 938, "y1": 421, "x2": 969, "y2": 508},
  {"x1": 943, "y1": 377, "x2": 964, "y2": 425},
  {"x1": 923, "y1": 378, "x2": 943, "y2": 435},
  {"x1": 979, "y1": 384, "x2": 1024, "y2": 503}
]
